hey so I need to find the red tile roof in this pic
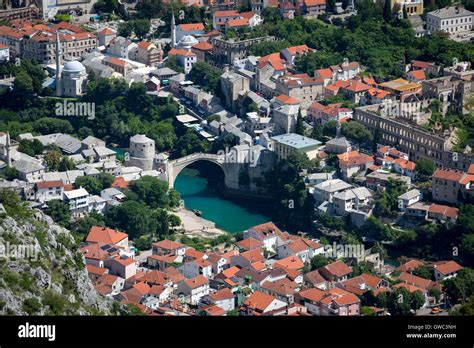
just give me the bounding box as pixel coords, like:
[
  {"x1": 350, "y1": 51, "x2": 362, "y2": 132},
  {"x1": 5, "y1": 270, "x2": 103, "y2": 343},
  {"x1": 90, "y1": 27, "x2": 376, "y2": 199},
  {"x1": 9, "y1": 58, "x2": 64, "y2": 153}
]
[
  {"x1": 86, "y1": 226, "x2": 128, "y2": 245},
  {"x1": 178, "y1": 23, "x2": 205, "y2": 31},
  {"x1": 35, "y1": 180, "x2": 64, "y2": 189},
  {"x1": 275, "y1": 94, "x2": 300, "y2": 105},
  {"x1": 434, "y1": 261, "x2": 462, "y2": 275},
  {"x1": 184, "y1": 275, "x2": 209, "y2": 289},
  {"x1": 208, "y1": 288, "x2": 234, "y2": 301},
  {"x1": 153, "y1": 239, "x2": 185, "y2": 251},
  {"x1": 428, "y1": 204, "x2": 459, "y2": 219},
  {"x1": 192, "y1": 41, "x2": 213, "y2": 51},
  {"x1": 236, "y1": 237, "x2": 264, "y2": 250},
  {"x1": 274, "y1": 255, "x2": 304, "y2": 270},
  {"x1": 322, "y1": 260, "x2": 352, "y2": 277},
  {"x1": 168, "y1": 48, "x2": 196, "y2": 57},
  {"x1": 243, "y1": 291, "x2": 278, "y2": 311}
]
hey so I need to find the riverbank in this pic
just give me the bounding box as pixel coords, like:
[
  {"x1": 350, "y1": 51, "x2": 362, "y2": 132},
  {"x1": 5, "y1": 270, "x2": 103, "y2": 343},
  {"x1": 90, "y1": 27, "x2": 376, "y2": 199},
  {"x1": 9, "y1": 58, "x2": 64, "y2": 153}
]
[{"x1": 172, "y1": 207, "x2": 228, "y2": 239}]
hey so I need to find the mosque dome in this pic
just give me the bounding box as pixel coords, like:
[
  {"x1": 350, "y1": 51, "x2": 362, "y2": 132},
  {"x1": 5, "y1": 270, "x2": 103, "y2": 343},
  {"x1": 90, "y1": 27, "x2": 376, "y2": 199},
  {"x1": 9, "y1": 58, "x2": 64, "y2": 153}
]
[
  {"x1": 63, "y1": 60, "x2": 86, "y2": 72},
  {"x1": 178, "y1": 35, "x2": 198, "y2": 49}
]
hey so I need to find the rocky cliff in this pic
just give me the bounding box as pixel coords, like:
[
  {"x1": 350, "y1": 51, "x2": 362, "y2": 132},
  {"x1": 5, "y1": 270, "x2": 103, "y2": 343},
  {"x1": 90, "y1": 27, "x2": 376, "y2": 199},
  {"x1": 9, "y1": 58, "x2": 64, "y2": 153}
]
[{"x1": 0, "y1": 202, "x2": 113, "y2": 315}]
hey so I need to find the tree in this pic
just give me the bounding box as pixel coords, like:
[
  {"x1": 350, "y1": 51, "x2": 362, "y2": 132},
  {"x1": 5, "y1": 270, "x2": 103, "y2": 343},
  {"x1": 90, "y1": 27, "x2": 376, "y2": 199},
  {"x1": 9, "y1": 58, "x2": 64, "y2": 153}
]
[
  {"x1": 402, "y1": 5, "x2": 408, "y2": 19},
  {"x1": 127, "y1": 175, "x2": 175, "y2": 208},
  {"x1": 75, "y1": 176, "x2": 103, "y2": 195},
  {"x1": 410, "y1": 291, "x2": 426, "y2": 313},
  {"x1": 341, "y1": 121, "x2": 373, "y2": 147},
  {"x1": 412, "y1": 266, "x2": 432, "y2": 280},
  {"x1": 2, "y1": 166, "x2": 17, "y2": 180},
  {"x1": 310, "y1": 254, "x2": 329, "y2": 270},
  {"x1": 18, "y1": 139, "x2": 44, "y2": 157},
  {"x1": 295, "y1": 108, "x2": 304, "y2": 135},
  {"x1": 59, "y1": 156, "x2": 75, "y2": 172},
  {"x1": 383, "y1": 0, "x2": 393, "y2": 22},
  {"x1": 444, "y1": 268, "x2": 474, "y2": 304},
  {"x1": 415, "y1": 158, "x2": 436, "y2": 181},
  {"x1": 45, "y1": 200, "x2": 71, "y2": 227},
  {"x1": 44, "y1": 150, "x2": 62, "y2": 171},
  {"x1": 323, "y1": 120, "x2": 338, "y2": 138},
  {"x1": 106, "y1": 201, "x2": 159, "y2": 239},
  {"x1": 428, "y1": 287, "x2": 441, "y2": 303},
  {"x1": 133, "y1": 19, "x2": 151, "y2": 39}
]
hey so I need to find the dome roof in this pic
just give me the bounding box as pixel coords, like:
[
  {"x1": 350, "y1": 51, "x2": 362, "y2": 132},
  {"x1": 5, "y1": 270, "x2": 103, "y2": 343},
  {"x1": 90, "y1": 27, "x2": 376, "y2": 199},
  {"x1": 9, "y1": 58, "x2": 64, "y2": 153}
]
[
  {"x1": 178, "y1": 35, "x2": 198, "y2": 48},
  {"x1": 63, "y1": 60, "x2": 86, "y2": 72}
]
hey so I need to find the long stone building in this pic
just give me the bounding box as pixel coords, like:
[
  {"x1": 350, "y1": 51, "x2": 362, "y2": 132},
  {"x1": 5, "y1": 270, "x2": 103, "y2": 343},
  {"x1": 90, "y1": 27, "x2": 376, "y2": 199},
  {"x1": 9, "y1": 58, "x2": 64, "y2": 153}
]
[{"x1": 354, "y1": 104, "x2": 473, "y2": 171}]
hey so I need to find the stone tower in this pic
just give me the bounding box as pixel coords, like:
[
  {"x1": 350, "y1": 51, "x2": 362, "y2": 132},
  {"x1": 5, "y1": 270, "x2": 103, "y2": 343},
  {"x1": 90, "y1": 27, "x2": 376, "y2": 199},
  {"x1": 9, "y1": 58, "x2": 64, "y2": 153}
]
[{"x1": 127, "y1": 134, "x2": 155, "y2": 171}]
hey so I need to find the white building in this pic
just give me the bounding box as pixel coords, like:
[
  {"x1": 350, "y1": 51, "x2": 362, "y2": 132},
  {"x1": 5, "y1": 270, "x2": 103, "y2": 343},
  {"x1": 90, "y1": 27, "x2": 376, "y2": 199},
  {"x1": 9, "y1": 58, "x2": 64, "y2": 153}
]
[
  {"x1": 426, "y1": 6, "x2": 474, "y2": 35},
  {"x1": 35, "y1": 180, "x2": 64, "y2": 203},
  {"x1": 0, "y1": 43, "x2": 9, "y2": 62},
  {"x1": 63, "y1": 187, "x2": 90, "y2": 216}
]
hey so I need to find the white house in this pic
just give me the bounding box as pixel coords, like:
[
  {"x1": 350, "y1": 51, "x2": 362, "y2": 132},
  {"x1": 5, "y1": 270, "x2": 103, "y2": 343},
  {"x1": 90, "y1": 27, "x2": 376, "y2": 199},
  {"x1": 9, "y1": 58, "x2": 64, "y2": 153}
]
[
  {"x1": 433, "y1": 261, "x2": 463, "y2": 281},
  {"x1": 35, "y1": 180, "x2": 64, "y2": 203},
  {"x1": 244, "y1": 222, "x2": 283, "y2": 253},
  {"x1": 178, "y1": 258, "x2": 213, "y2": 279},
  {"x1": 177, "y1": 275, "x2": 210, "y2": 305},
  {"x1": 63, "y1": 187, "x2": 90, "y2": 217},
  {"x1": 201, "y1": 288, "x2": 235, "y2": 312},
  {"x1": 398, "y1": 189, "x2": 422, "y2": 211}
]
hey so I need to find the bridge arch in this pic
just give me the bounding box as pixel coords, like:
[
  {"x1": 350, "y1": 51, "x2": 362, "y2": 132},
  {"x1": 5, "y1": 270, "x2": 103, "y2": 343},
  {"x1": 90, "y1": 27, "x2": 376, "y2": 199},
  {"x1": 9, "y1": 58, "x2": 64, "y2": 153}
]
[{"x1": 167, "y1": 153, "x2": 227, "y2": 188}]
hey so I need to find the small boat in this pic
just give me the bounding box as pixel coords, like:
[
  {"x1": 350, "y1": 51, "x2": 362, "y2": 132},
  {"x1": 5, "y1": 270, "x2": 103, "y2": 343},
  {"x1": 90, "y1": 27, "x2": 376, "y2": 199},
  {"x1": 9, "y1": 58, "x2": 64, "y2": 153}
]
[{"x1": 192, "y1": 209, "x2": 202, "y2": 216}]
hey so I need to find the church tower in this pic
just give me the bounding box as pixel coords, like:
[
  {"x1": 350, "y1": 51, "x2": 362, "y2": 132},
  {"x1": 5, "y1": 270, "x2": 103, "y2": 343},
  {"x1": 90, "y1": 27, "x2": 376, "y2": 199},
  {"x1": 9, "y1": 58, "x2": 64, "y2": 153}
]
[
  {"x1": 55, "y1": 33, "x2": 62, "y2": 97},
  {"x1": 171, "y1": 11, "x2": 176, "y2": 48}
]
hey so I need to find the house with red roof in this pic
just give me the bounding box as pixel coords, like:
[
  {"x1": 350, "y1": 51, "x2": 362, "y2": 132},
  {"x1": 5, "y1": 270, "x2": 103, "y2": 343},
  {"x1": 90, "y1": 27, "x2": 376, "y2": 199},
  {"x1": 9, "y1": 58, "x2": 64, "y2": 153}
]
[
  {"x1": 281, "y1": 44, "x2": 312, "y2": 66},
  {"x1": 34, "y1": 180, "x2": 64, "y2": 203},
  {"x1": 337, "y1": 150, "x2": 374, "y2": 180},
  {"x1": 107, "y1": 255, "x2": 137, "y2": 279},
  {"x1": 98, "y1": 27, "x2": 116, "y2": 47},
  {"x1": 86, "y1": 226, "x2": 129, "y2": 248},
  {"x1": 178, "y1": 258, "x2": 213, "y2": 279},
  {"x1": 319, "y1": 287, "x2": 360, "y2": 316},
  {"x1": 213, "y1": 10, "x2": 241, "y2": 29},
  {"x1": 230, "y1": 248, "x2": 266, "y2": 269},
  {"x1": 335, "y1": 274, "x2": 389, "y2": 296},
  {"x1": 168, "y1": 48, "x2": 197, "y2": 74},
  {"x1": 260, "y1": 278, "x2": 300, "y2": 303},
  {"x1": 152, "y1": 239, "x2": 187, "y2": 258},
  {"x1": 307, "y1": 101, "x2": 353, "y2": 125},
  {"x1": 433, "y1": 260, "x2": 462, "y2": 281},
  {"x1": 340, "y1": 79, "x2": 370, "y2": 104},
  {"x1": 191, "y1": 41, "x2": 213, "y2": 61},
  {"x1": 427, "y1": 203, "x2": 459, "y2": 223},
  {"x1": 319, "y1": 260, "x2": 353, "y2": 283},
  {"x1": 244, "y1": 221, "x2": 283, "y2": 253},
  {"x1": 177, "y1": 275, "x2": 210, "y2": 305},
  {"x1": 276, "y1": 236, "x2": 323, "y2": 263},
  {"x1": 432, "y1": 167, "x2": 474, "y2": 204},
  {"x1": 302, "y1": 0, "x2": 326, "y2": 16},
  {"x1": 200, "y1": 288, "x2": 236, "y2": 312},
  {"x1": 406, "y1": 69, "x2": 426, "y2": 83},
  {"x1": 241, "y1": 290, "x2": 287, "y2": 315},
  {"x1": 176, "y1": 23, "x2": 206, "y2": 42}
]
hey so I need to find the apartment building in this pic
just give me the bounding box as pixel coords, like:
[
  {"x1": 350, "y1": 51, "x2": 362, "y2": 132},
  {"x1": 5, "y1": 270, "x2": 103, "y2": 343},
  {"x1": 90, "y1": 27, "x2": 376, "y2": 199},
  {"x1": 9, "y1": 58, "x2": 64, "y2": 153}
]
[
  {"x1": 354, "y1": 105, "x2": 474, "y2": 171},
  {"x1": 426, "y1": 6, "x2": 473, "y2": 35},
  {"x1": 431, "y1": 167, "x2": 473, "y2": 204}
]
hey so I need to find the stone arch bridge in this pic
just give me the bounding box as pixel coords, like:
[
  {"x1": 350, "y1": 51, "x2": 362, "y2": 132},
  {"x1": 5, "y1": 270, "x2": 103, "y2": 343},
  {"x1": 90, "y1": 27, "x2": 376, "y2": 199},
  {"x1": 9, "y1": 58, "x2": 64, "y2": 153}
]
[{"x1": 166, "y1": 153, "x2": 230, "y2": 188}]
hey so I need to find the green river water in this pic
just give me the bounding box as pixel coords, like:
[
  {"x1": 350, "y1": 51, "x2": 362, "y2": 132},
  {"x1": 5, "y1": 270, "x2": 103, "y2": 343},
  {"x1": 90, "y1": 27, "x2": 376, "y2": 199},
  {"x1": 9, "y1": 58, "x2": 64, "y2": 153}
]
[{"x1": 174, "y1": 168, "x2": 271, "y2": 233}]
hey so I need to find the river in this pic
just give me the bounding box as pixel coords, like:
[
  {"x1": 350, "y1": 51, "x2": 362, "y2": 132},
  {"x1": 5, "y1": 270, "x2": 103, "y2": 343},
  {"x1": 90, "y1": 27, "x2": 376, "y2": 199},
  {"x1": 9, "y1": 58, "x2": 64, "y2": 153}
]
[{"x1": 174, "y1": 168, "x2": 271, "y2": 234}]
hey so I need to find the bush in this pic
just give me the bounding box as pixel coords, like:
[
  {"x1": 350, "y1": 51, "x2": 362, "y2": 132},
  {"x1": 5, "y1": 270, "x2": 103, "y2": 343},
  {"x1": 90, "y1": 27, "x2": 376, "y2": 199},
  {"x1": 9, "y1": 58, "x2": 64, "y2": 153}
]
[{"x1": 22, "y1": 298, "x2": 42, "y2": 315}]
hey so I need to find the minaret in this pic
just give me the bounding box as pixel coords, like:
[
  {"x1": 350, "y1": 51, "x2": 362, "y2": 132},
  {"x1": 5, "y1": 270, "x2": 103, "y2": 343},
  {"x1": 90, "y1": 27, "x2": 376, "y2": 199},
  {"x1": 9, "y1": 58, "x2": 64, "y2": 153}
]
[
  {"x1": 171, "y1": 11, "x2": 176, "y2": 48},
  {"x1": 6, "y1": 132, "x2": 11, "y2": 167},
  {"x1": 55, "y1": 33, "x2": 62, "y2": 96}
]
